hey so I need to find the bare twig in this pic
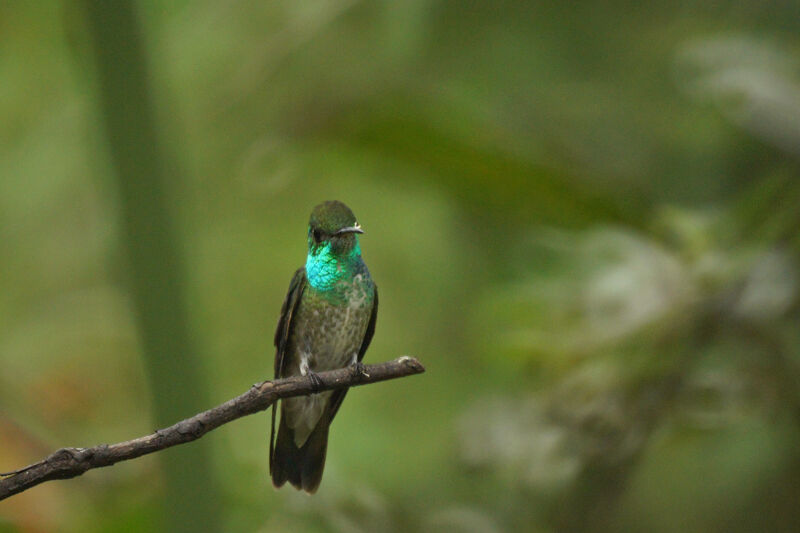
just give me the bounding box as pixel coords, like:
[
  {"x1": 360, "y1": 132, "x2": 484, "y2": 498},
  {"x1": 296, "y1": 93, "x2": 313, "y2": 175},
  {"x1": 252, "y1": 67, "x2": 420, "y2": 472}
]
[{"x1": 0, "y1": 356, "x2": 425, "y2": 501}]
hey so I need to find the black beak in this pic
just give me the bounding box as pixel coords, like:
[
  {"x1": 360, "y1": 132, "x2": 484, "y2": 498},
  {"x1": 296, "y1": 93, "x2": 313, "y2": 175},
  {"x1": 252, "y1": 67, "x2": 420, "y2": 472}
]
[{"x1": 333, "y1": 224, "x2": 364, "y2": 236}]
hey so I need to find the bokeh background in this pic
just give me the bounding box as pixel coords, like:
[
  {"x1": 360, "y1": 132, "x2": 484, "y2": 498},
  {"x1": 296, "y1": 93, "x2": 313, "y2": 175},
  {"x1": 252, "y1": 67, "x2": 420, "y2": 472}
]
[{"x1": 2, "y1": 1, "x2": 800, "y2": 531}]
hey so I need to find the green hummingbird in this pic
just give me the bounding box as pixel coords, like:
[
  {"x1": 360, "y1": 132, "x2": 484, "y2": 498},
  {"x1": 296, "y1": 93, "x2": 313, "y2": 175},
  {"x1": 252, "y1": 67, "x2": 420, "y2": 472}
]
[{"x1": 270, "y1": 201, "x2": 378, "y2": 493}]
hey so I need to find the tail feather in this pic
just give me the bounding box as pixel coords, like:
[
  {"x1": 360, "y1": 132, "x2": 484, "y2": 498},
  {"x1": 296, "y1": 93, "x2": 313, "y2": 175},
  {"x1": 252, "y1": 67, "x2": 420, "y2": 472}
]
[{"x1": 270, "y1": 407, "x2": 330, "y2": 493}]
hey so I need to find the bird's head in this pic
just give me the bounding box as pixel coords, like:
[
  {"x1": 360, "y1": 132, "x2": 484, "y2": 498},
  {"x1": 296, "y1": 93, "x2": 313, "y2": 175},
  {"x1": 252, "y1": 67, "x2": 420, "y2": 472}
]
[{"x1": 307, "y1": 200, "x2": 364, "y2": 258}]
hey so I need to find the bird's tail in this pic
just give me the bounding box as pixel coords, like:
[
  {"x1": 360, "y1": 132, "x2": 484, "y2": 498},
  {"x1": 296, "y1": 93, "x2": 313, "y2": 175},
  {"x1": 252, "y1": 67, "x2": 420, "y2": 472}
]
[{"x1": 270, "y1": 406, "x2": 330, "y2": 494}]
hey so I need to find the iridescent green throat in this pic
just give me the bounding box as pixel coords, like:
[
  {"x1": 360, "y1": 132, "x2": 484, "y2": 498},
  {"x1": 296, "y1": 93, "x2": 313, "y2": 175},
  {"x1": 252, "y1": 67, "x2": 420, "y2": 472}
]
[{"x1": 306, "y1": 238, "x2": 362, "y2": 291}]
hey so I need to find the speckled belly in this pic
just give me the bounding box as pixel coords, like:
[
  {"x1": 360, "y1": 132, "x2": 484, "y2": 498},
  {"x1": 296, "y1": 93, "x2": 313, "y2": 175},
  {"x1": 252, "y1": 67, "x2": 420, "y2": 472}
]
[{"x1": 282, "y1": 274, "x2": 374, "y2": 446}]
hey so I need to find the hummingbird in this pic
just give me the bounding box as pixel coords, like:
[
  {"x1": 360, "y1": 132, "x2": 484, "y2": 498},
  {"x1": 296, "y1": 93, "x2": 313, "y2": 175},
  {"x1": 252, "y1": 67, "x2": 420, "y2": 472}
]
[{"x1": 270, "y1": 201, "x2": 378, "y2": 493}]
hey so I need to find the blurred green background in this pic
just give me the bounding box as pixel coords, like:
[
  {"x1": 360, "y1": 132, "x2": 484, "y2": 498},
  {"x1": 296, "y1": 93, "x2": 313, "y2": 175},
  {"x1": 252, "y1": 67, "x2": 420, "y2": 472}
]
[{"x1": 2, "y1": 1, "x2": 800, "y2": 531}]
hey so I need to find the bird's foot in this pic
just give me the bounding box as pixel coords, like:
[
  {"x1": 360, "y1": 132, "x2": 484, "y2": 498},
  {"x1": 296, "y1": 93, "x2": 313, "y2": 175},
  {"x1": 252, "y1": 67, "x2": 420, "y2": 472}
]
[
  {"x1": 350, "y1": 361, "x2": 370, "y2": 379},
  {"x1": 307, "y1": 371, "x2": 324, "y2": 393}
]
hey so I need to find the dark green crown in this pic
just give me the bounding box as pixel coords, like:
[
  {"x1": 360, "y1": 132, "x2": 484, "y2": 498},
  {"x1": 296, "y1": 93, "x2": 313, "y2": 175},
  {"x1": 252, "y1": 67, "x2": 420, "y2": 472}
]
[{"x1": 309, "y1": 201, "x2": 357, "y2": 233}]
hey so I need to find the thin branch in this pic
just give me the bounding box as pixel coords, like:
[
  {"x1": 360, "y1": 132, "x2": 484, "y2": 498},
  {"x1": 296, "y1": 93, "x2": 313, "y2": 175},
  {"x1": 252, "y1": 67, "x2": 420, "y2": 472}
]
[{"x1": 0, "y1": 356, "x2": 425, "y2": 501}]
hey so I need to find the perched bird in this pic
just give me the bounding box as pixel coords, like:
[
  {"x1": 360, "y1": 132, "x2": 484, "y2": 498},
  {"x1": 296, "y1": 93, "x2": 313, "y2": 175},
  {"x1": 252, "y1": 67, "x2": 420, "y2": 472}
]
[{"x1": 270, "y1": 201, "x2": 378, "y2": 493}]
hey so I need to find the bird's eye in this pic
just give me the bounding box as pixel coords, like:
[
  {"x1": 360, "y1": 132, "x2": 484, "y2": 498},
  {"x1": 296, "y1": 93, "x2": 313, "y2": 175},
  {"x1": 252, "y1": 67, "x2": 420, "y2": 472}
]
[{"x1": 312, "y1": 229, "x2": 323, "y2": 243}]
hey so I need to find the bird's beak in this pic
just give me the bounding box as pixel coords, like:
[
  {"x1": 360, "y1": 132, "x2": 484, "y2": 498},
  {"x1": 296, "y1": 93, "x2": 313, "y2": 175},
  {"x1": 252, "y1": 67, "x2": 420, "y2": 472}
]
[{"x1": 334, "y1": 223, "x2": 364, "y2": 236}]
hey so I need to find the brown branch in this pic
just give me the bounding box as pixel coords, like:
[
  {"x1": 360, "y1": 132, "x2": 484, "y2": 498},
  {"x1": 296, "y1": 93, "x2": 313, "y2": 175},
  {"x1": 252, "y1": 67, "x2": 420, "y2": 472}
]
[{"x1": 0, "y1": 356, "x2": 425, "y2": 501}]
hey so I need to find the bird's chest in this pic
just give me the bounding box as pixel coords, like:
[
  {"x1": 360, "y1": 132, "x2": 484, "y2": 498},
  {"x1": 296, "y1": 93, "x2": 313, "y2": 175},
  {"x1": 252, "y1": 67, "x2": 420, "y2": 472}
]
[{"x1": 289, "y1": 275, "x2": 373, "y2": 373}]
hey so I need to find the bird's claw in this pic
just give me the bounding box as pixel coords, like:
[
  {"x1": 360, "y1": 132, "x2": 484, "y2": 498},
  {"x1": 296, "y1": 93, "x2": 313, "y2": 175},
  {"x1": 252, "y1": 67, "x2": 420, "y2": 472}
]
[
  {"x1": 351, "y1": 361, "x2": 370, "y2": 379},
  {"x1": 307, "y1": 371, "x2": 324, "y2": 392}
]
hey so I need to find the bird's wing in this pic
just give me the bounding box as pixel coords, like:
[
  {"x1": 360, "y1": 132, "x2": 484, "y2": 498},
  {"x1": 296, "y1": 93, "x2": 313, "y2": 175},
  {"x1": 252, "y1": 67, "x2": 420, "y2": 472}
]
[
  {"x1": 358, "y1": 285, "x2": 378, "y2": 363},
  {"x1": 328, "y1": 284, "x2": 378, "y2": 420},
  {"x1": 270, "y1": 267, "x2": 307, "y2": 472},
  {"x1": 273, "y1": 267, "x2": 307, "y2": 376}
]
